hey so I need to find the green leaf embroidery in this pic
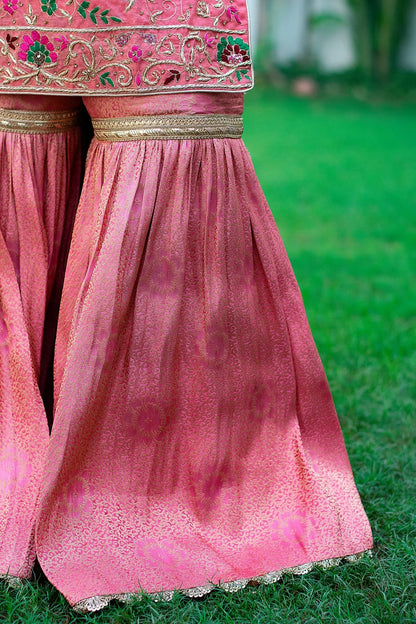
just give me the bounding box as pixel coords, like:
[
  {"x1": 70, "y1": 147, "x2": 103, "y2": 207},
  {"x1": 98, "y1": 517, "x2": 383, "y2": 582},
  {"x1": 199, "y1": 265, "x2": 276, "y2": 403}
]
[
  {"x1": 90, "y1": 5, "x2": 99, "y2": 22},
  {"x1": 99, "y1": 72, "x2": 114, "y2": 87},
  {"x1": 235, "y1": 38, "x2": 249, "y2": 52},
  {"x1": 236, "y1": 70, "x2": 242, "y2": 81},
  {"x1": 41, "y1": 0, "x2": 57, "y2": 16},
  {"x1": 77, "y1": 3, "x2": 121, "y2": 24}
]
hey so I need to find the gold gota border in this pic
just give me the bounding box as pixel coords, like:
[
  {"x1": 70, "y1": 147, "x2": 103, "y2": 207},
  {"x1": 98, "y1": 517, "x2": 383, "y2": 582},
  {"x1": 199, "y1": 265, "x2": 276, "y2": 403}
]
[
  {"x1": 92, "y1": 114, "x2": 244, "y2": 142},
  {"x1": 0, "y1": 108, "x2": 82, "y2": 134}
]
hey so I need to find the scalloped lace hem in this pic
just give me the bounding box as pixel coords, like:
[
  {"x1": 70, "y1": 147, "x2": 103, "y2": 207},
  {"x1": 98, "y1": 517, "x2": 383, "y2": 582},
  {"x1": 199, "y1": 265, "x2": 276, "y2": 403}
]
[
  {"x1": 73, "y1": 549, "x2": 372, "y2": 614},
  {"x1": 0, "y1": 573, "x2": 26, "y2": 589}
]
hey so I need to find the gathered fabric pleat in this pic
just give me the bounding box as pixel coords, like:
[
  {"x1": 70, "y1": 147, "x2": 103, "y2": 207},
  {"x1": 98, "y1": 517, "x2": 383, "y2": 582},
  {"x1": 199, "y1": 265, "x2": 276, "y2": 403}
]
[
  {"x1": 0, "y1": 124, "x2": 81, "y2": 579},
  {"x1": 36, "y1": 129, "x2": 372, "y2": 608}
]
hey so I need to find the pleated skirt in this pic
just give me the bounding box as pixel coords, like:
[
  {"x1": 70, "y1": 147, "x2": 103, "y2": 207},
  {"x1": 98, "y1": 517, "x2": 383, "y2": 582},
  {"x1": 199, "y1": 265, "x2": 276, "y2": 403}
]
[{"x1": 34, "y1": 93, "x2": 372, "y2": 611}]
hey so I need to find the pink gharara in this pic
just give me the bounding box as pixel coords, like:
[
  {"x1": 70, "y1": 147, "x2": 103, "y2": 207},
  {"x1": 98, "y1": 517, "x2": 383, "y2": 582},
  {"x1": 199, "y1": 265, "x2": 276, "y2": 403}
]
[
  {"x1": 0, "y1": 0, "x2": 373, "y2": 614},
  {"x1": 0, "y1": 97, "x2": 81, "y2": 580},
  {"x1": 34, "y1": 93, "x2": 373, "y2": 612}
]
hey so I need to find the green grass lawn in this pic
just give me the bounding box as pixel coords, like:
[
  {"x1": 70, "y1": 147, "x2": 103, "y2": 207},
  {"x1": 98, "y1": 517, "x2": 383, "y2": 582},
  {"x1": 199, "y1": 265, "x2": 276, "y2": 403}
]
[{"x1": 1, "y1": 90, "x2": 415, "y2": 623}]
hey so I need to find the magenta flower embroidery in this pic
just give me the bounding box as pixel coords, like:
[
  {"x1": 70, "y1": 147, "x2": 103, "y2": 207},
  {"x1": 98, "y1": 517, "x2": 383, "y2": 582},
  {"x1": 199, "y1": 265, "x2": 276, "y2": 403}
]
[
  {"x1": 226, "y1": 6, "x2": 242, "y2": 24},
  {"x1": 3, "y1": 0, "x2": 18, "y2": 15},
  {"x1": 205, "y1": 33, "x2": 215, "y2": 49},
  {"x1": 54, "y1": 35, "x2": 69, "y2": 51},
  {"x1": 128, "y1": 45, "x2": 142, "y2": 62},
  {"x1": 19, "y1": 31, "x2": 58, "y2": 66}
]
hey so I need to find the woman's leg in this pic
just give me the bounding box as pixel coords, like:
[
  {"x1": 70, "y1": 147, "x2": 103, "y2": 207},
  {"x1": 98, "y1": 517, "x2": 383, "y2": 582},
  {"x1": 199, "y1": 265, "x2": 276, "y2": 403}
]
[{"x1": 0, "y1": 94, "x2": 82, "y2": 581}]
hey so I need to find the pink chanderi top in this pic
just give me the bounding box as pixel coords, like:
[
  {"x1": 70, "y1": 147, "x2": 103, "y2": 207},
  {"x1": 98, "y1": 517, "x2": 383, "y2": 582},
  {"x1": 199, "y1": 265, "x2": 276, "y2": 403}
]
[{"x1": 0, "y1": 0, "x2": 253, "y2": 95}]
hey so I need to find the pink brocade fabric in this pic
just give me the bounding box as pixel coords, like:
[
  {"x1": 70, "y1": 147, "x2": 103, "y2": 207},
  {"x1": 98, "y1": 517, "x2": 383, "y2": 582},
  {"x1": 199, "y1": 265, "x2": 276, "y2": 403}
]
[
  {"x1": 0, "y1": 122, "x2": 81, "y2": 578},
  {"x1": 83, "y1": 91, "x2": 244, "y2": 117},
  {"x1": 32, "y1": 92, "x2": 373, "y2": 610}
]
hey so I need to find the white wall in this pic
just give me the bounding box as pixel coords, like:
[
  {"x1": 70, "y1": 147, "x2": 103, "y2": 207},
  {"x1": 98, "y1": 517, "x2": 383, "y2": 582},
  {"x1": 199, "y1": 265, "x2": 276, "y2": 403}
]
[
  {"x1": 246, "y1": 0, "x2": 260, "y2": 55},
  {"x1": 248, "y1": 0, "x2": 355, "y2": 73},
  {"x1": 310, "y1": 0, "x2": 355, "y2": 72},
  {"x1": 271, "y1": 0, "x2": 308, "y2": 65},
  {"x1": 400, "y1": 0, "x2": 416, "y2": 70},
  {"x1": 248, "y1": 0, "x2": 416, "y2": 73}
]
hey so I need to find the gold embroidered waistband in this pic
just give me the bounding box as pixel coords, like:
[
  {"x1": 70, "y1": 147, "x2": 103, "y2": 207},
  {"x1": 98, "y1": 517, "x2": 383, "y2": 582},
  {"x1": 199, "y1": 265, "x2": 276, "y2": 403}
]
[
  {"x1": 92, "y1": 114, "x2": 243, "y2": 141},
  {"x1": 0, "y1": 108, "x2": 81, "y2": 134}
]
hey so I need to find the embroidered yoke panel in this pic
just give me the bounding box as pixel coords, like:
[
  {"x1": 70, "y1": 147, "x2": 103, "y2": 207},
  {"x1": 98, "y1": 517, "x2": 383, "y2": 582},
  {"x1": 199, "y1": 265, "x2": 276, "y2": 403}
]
[{"x1": 0, "y1": 0, "x2": 253, "y2": 95}]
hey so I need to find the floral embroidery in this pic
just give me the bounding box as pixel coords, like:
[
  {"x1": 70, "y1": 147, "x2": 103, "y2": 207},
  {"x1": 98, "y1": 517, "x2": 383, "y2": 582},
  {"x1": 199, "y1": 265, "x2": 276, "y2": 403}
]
[
  {"x1": 217, "y1": 36, "x2": 250, "y2": 65},
  {"x1": 140, "y1": 32, "x2": 157, "y2": 45},
  {"x1": 196, "y1": 1, "x2": 210, "y2": 18},
  {"x1": 5, "y1": 33, "x2": 17, "y2": 49},
  {"x1": 2, "y1": 0, "x2": 17, "y2": 16},
  {"x1": 77, "y1": 1, "x2": 122, "y2": 24},
  {"x1": 226, "y1": 6, "x2": 241, "y2": 24},
  {"x1": 0, "y1": 0, "x2": 253, "y2": 94},
  {"x1": 99, "y1": 70, "x2": 113, "y2": 86},
  {"x1": 205, "y1": 33, "x2": 215, "y2": 48},
  {"x1": 115, "y1": 32, "x2": 132, "y2": 47},
  {"x1": 40, "y1": 0, "x2": 56, "y2": 17},
  {"x1": 128, "y1": 45, "x2": 142, "y2": 62},
  {"x1": 164, "y1": 69, "x2": 180, "y2": 85},
  {"x1": 18, "y1": 31, "x2": 57, "y2": 66},
  {"x1": 54, "y1": 34, "x2": 69, "y2": 50}
]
